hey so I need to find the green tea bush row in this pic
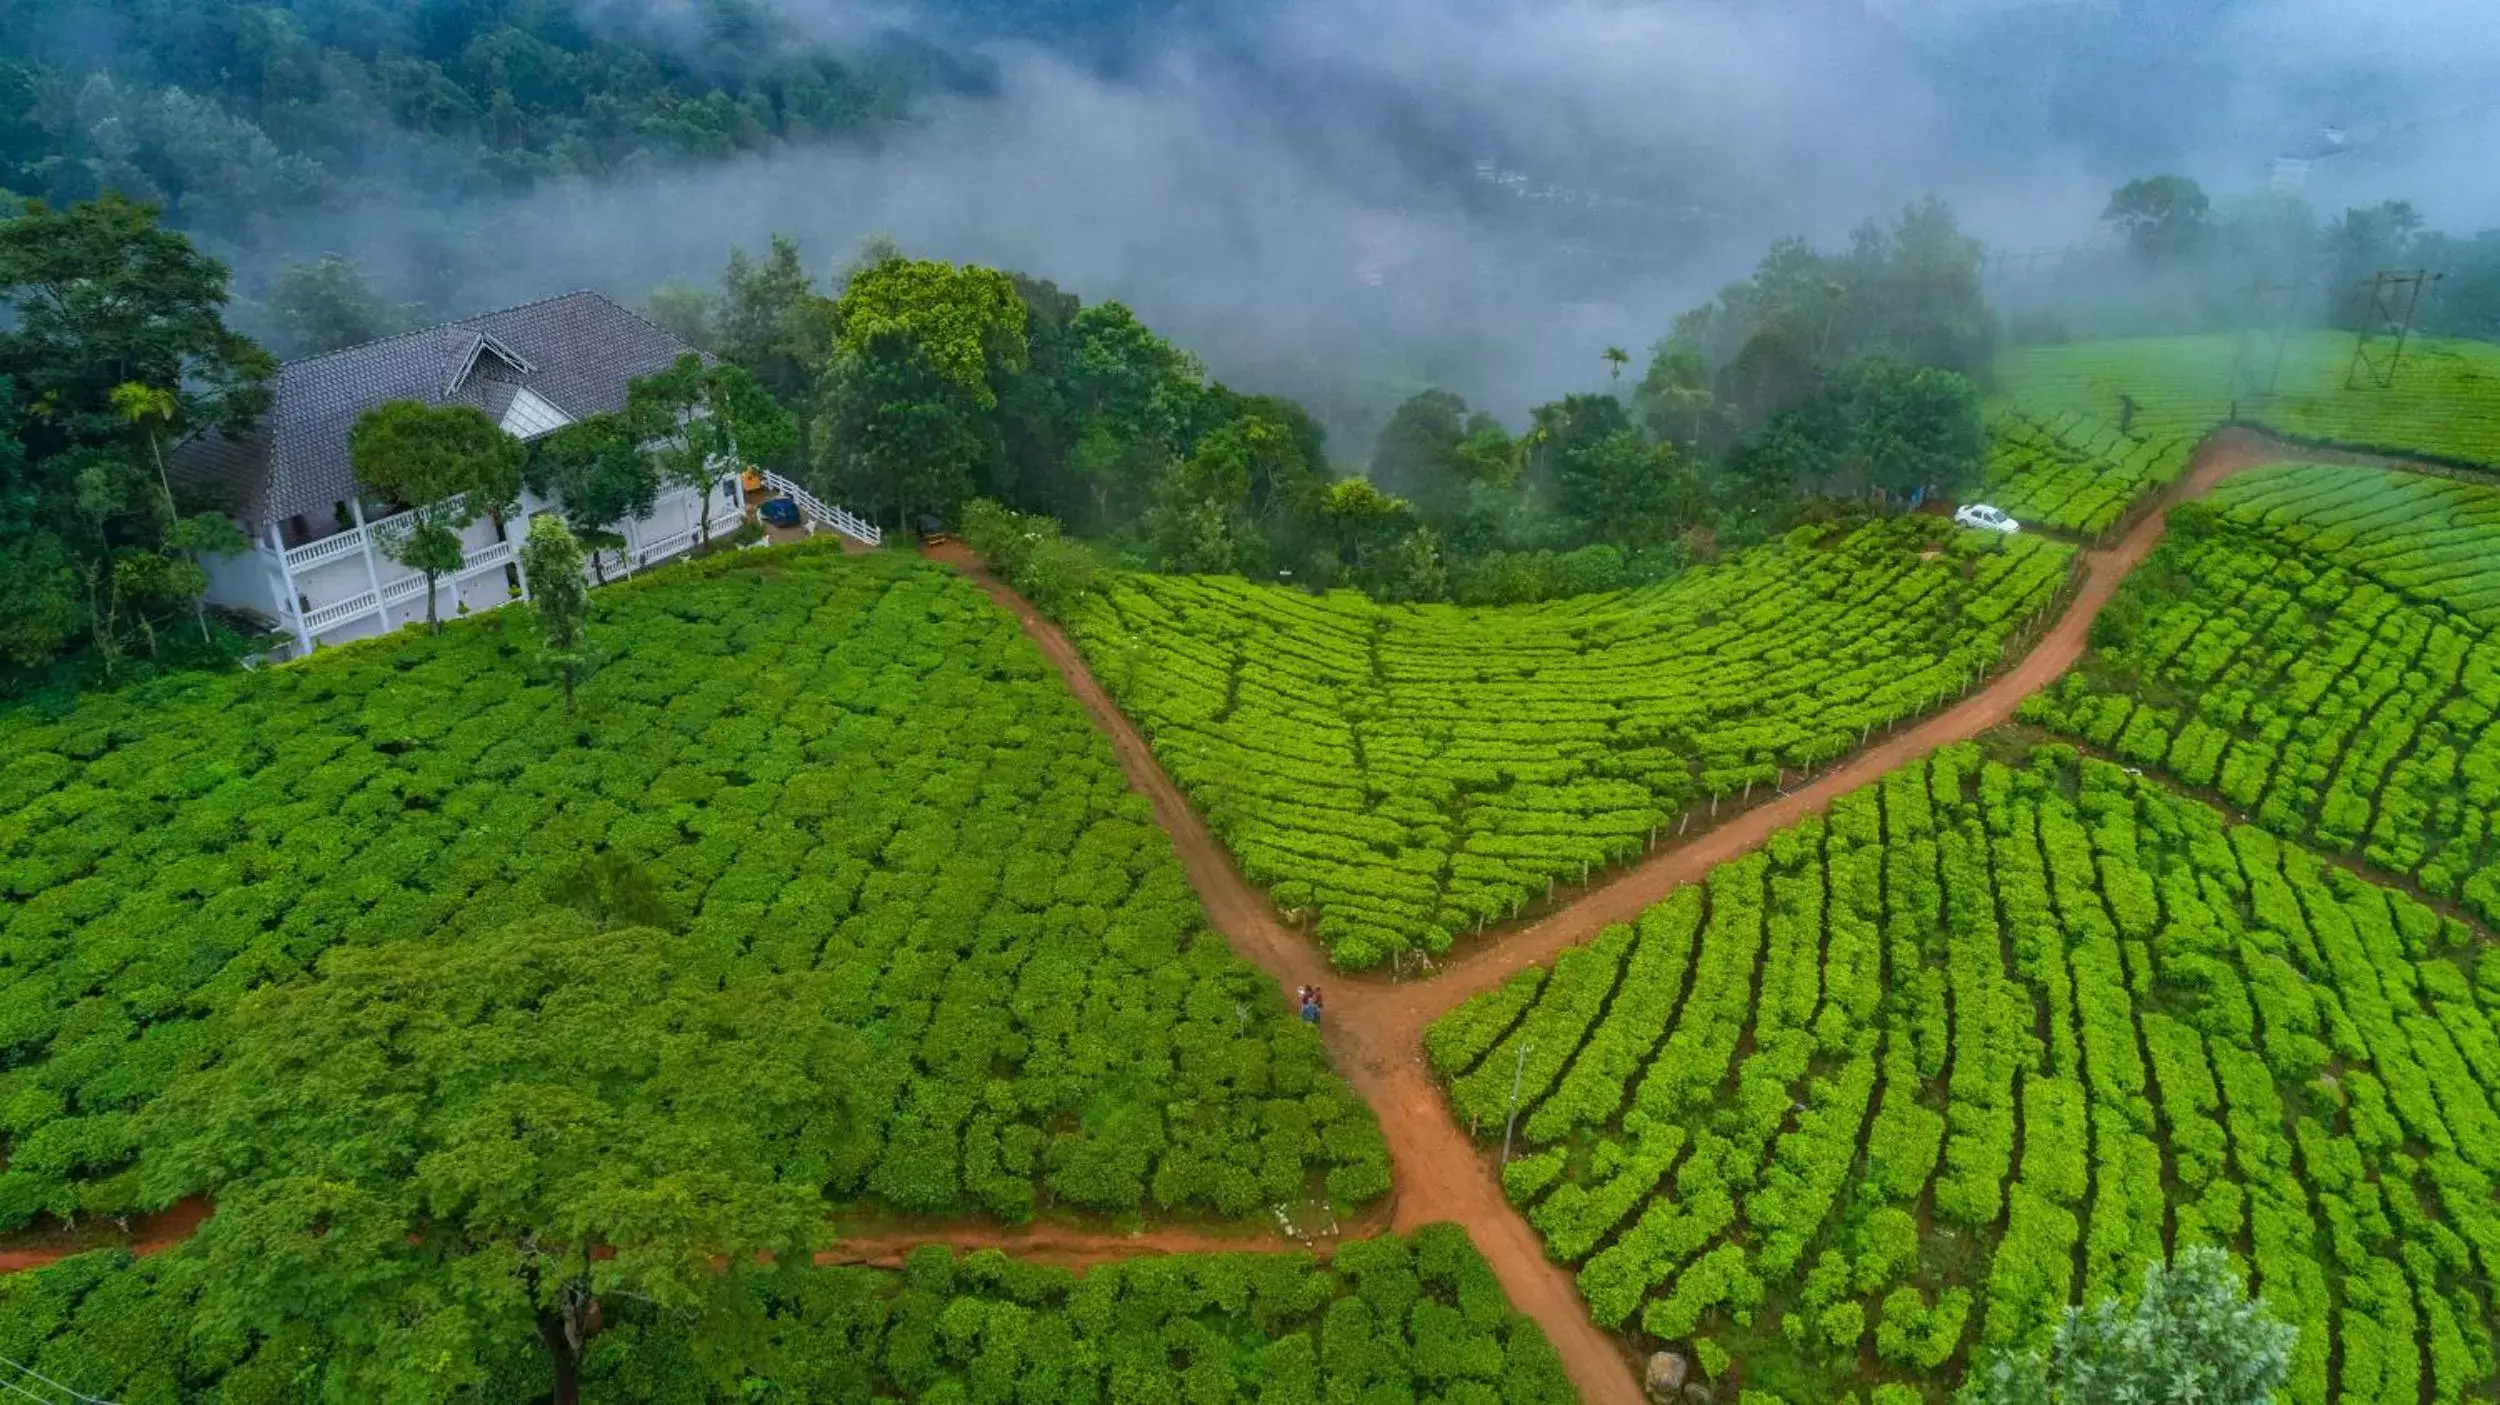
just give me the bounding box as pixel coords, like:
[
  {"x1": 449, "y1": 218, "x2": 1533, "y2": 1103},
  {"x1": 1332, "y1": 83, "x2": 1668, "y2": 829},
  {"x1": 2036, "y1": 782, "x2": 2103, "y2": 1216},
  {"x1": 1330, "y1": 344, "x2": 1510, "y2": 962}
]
[
  {"x1": 2024, "y1": 463, "x2": 2500, "y2": 933},
  {"x1": 1067, "y1": 517, "x2": 2072, "y2": 966},
  {"x1": 0, "y1": 544, "x2": 1385, "y2": 1228},
  {"x1": 1431, "y1": 743, "x2": 2500, "y2": 1402},
  {"x1": 1981, "y1": 333, "x2": 2500, "y2": 534},
  {"x1": 0, "y1": 1226, "x2": 1577, "y2": 1404}
]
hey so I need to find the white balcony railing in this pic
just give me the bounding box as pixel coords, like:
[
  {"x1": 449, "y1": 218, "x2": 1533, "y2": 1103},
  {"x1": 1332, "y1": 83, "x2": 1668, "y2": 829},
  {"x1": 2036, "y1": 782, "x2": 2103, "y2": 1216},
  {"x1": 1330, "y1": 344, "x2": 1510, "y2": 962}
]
[
  {"x1": 758, "y1": 470, "x2": 881, "y2": 546},
  {"x1": 281, "y1": 495, "x2": 470, "y2": 573},
  {"x1": 302, "y1": 590, "x2": 379, "y2": 632}
]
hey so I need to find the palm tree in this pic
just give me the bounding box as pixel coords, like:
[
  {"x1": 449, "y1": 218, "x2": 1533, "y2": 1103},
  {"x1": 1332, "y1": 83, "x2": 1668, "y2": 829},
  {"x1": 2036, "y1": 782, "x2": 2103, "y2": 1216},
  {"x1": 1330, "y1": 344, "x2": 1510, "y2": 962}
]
[
  {"x1": 112, "y1": 381, "x2": 211, "y2": 645},
  {"x1": 1603, "y1": 346, "x2": 1630, "y2": 381}
]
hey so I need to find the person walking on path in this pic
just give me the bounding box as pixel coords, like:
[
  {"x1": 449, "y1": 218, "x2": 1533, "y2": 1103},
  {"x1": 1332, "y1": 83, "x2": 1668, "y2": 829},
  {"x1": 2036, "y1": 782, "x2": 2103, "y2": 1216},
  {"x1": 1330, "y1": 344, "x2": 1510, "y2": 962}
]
[{"x1": 1300, "y1": 985, "x2": 1322, "y2": 1027}]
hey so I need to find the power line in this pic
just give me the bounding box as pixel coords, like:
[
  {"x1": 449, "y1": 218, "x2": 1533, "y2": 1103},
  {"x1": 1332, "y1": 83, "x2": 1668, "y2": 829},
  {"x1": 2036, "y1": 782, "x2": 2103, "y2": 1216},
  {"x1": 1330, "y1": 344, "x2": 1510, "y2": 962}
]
[{"x1": 0, "y1": 1354, "x2": 118, "y2": 1405}]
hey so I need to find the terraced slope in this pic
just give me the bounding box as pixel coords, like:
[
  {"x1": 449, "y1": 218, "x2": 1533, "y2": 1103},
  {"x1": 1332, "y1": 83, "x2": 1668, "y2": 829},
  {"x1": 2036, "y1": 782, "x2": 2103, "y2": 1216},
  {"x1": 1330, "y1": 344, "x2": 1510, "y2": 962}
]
[
  {"x1": 0, "y1": 543, "x2": 1384, "y2": 1231},
  {"x1": 1065, "y1": 518, "x2": 2073, "y2": 967},
  {"x1": 2025, "y1": 462, "x2": 2500, "y2": 927},
  {"x1": 1983, "y1": 333, "x2": 2500, "y2": 533},
  {"x1": 1432, "y1": 742, "x2": 2500, "y2": 1404}
]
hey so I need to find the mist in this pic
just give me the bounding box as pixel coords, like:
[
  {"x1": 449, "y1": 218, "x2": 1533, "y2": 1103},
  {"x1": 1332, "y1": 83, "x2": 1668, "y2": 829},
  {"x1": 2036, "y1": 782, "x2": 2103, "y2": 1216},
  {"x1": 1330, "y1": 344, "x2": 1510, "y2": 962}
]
[{"x1": 254, "y1": 0, "x2": 2500, "y2": 449}]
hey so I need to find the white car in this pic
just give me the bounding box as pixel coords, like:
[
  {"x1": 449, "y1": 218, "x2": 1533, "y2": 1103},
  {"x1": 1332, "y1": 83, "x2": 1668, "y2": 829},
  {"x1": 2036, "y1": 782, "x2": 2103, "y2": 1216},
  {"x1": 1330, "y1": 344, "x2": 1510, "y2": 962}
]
[{"x1": 1954, "y1": 503, "x2": 2020, "y2": 534}]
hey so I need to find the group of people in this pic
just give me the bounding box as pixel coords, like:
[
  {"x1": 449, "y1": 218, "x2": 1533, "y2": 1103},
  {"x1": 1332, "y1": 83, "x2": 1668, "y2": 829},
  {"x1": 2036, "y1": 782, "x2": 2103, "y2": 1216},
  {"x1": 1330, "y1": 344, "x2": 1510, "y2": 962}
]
[{"x1": 1296, "y1": 985, "x2": 1325, "y2": 1026}]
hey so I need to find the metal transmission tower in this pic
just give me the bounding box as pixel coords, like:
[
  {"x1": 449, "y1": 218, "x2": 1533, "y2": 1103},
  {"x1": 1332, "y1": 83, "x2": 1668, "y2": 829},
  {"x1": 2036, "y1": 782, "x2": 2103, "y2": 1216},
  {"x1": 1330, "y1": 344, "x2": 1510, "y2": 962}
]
[
  {"x1": 2345, "y1": 269, "x2": 2444, "y2": 389},
  {"x1": 2229, "y1": 277, "x2": 2303, "y2": 409}
]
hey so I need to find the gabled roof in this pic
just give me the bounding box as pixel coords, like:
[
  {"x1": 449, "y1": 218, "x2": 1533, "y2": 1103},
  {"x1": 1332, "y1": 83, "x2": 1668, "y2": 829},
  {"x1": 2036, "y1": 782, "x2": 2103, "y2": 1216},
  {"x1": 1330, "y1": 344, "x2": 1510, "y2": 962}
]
[{"x1": 174, "y1": 290, "x2": 702, "y2": 530}]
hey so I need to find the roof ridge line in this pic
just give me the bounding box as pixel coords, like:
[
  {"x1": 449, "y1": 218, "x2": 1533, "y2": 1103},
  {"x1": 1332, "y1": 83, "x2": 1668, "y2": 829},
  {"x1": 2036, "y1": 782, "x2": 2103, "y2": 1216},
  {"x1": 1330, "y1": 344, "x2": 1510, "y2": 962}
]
[{"x1": 279, "y1": 289, "x2": 613, "y2": 371}]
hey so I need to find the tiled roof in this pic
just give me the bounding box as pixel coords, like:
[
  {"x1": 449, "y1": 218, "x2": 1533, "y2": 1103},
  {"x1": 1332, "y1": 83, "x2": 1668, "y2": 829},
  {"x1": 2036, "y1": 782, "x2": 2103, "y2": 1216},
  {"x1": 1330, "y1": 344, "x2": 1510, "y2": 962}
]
[{"x1": 172, "y1": 291, "x2": 702, "y2": 530}]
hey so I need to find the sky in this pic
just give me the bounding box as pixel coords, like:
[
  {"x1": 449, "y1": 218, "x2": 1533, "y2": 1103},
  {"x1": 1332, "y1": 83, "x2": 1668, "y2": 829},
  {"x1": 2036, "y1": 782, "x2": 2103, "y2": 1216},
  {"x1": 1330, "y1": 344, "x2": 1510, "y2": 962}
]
[{"x1": 306, "y1": 0, "x2": 2500, "y2": 448}]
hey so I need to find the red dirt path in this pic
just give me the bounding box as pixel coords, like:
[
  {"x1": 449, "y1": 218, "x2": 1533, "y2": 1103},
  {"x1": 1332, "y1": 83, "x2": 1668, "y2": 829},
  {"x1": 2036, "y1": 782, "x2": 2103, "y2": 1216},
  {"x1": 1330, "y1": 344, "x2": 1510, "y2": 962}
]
[
  {"x1": 0, "y1": 1197, "x2": 209, "y2": 1273},
  {"x1": 0, "y1": 432, "x2": 2358, "y2": 1403},
  {"x1": 918, "y1": 428, "x2": 2295, "y2": 1403}
]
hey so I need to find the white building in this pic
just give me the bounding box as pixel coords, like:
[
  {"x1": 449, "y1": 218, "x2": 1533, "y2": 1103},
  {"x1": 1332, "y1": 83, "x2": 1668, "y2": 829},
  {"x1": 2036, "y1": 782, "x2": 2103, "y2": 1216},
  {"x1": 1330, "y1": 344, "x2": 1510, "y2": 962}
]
[{"x1": 171, "y1": 290, "x2": 869, "y2": 658}]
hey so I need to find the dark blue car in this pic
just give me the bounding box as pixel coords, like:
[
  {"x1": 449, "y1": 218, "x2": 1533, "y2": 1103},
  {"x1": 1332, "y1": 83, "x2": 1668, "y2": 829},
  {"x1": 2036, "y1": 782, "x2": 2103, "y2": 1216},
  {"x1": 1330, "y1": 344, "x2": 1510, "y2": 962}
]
[{"x1": 758, "y1": 497, "x2": 802, "y2": 529}]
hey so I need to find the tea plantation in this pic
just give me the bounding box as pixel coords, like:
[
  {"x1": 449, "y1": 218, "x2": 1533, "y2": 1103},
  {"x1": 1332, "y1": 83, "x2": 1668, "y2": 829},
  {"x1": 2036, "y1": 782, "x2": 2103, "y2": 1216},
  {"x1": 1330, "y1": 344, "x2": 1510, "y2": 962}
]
[
  {"x1": 1066, "y1": 517, "x2": 2072, "y2": 967},
  {"x1": 1982, "y1": 333, "x2": 2500, "y2": 533},
  {"x1": 0, "y1": 542, "x2": 1385, "y2": 1231},
  {"x1": 2025, "y1": 462, "x2": 2500, "y2": 928},
  {"x1": 0, "y1": 1226, "x2": 1577, "y2": 1403},
  {"x1": 1432, "y1": 743, "x2": 2500, "y2": 1404}
]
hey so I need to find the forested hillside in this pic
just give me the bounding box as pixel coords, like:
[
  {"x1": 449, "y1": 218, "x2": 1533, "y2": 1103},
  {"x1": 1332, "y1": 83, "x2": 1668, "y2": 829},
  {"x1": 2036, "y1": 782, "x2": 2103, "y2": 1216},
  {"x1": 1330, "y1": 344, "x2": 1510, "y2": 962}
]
[{"x1": 0, "y1": 0, "x2": 931, "y2": 222}]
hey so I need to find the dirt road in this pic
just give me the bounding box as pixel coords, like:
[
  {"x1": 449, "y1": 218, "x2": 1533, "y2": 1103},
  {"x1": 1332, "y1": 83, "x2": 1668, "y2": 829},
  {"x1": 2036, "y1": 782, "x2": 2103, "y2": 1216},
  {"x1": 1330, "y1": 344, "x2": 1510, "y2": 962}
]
[
  {"x1": 923, "y1": 428, "x2": 2301, "y2": 1403},
  {"x1": 0, "y1": 431, "x2": 2355, "y2": 1403}
]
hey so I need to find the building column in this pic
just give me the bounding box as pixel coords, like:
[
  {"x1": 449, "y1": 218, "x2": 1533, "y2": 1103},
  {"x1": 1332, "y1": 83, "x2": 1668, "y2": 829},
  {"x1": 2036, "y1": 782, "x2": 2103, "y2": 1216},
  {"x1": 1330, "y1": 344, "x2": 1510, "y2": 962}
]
[
  {"x1": 268, "y1": 525, "x2": 312, "y2": 656},
  {"x1": 347, "y1": 498, "x2": 389, "y2": 631},
  {"x1": 508, "y1": 509, "x2": 532, "y2": 602}
]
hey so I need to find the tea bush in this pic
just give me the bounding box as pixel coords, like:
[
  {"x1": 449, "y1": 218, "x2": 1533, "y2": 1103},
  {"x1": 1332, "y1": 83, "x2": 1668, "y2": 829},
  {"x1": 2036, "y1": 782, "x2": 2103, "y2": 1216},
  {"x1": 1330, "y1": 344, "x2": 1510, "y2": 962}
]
[{"x1": 0, "y1": 542, "x2": 1385, "y2": 1228}]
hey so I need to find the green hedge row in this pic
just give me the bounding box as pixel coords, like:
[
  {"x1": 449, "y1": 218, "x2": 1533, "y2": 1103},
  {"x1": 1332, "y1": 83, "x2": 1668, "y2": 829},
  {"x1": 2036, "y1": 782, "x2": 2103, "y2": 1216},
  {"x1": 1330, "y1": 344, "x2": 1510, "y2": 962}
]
[
  {"x1": 1066, "y1": 517, "x2": 2071, "y2": 966},
  {"x1": 1431, "y1": 743, "x2": 2500, "y2": 1403},
  {"x1": 0, "y1": 543, "x2": 1385, "y2": 1228},
  {"x1": 0, "y1": 1226, "x2": 1577, "y2": 1404}
]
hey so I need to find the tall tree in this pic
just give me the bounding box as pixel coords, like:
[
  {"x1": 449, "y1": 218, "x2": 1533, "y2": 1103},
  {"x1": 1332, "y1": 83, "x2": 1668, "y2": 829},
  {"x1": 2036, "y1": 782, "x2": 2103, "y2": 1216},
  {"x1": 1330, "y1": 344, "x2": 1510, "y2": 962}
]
[
  {"x1": 2103, "y1": 175, "x2": 2214, "y2": 267},
  {"x1": 519, "y1": 515, "x2": 590, "y2": 710},
  {"x1": 267, "y1": 253, "x2": 419, "y2": 357},
  {"x1": 818, "y1": 258, "x2": 1027, "y2": 529},
  {"x1": 1962, "y1": 1245, "x2": 2295, "y2": 1405},
  {"x1": 0, "y1": 194, "x2": 270, "y2": 669},
  {"x1": 1522, "y1": 393, "x2": 1633, "y2": 495},
  {"x1": 1833, "y1": 355, "x2": 1985, "y2": 503},
  {"x1": 1552, "y1": 429, "x2": 1700, "y2": 545},
  {"x1": 626, "y1": 354, "x2": 796, "y2": 547},
  {"x1": 1314, "y1": 476, "x2": 1416, "y2": 592},
  {"x1": 642, "y1": 281, "x2": 718, "y2": 352},
  {"x1": 139, "y1": 912, "x2": 830, "y2": 1405},
  {"x1": 524, "y1": 412, "x2": 658, "y2": 582},
  {"x1": 1371, "y1": 389, "x2": 1473, "y2": 524},
  {"x1": 1633, "y1": 347, "x2": 1714, "y2": 448},
  {"x1": 2327, "y1": 200, "x2": 2426, "y2": 327},
  {"x1": 349, "y1": 401, "x2": 524, "y2": 632}
]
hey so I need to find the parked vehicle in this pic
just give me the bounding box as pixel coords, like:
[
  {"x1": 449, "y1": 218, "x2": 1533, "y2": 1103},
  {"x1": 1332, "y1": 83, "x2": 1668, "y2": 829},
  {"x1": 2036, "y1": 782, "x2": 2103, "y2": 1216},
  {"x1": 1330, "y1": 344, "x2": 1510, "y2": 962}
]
[
  {"x1": 1954, "y1": 503, "x2": 2020, "y2": 534},
  {"x1": 758, "y1": 497, "x2": 803, "y2": 529}
]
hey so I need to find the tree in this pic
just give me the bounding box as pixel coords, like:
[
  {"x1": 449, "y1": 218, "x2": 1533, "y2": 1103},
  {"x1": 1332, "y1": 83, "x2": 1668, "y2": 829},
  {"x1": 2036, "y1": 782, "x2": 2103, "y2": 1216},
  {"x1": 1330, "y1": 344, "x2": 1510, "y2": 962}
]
[
  {"x1": 1602, "y1": 345, "x2": 1629, "y2": 380},
  {"x1": 1633, "y1": 346, "x2": 1713, "y2": 448},
  {"x1": 0, "y1": 195, "x2": 271, "y2": 670},
  {"x1": 525, "y1": 413, "x2": 658, "y2": 582},
  {"x1": 1833, "y1": 356, "x2": 1985, "y2": 503},
  {"x1": 642, "y1": 281, "x2": 718, "y2": 352},
  {"x1": 1145, "y1": 417, "x2": 1262, "y2": 573},
  {"x1": 2327, "y1": 200, "x2": 2426, "y2": 326},
  {"x1": 819, "y1": 329, "x2": 994, "y2": 531},
  {"x1": 1962, "y1": 1245, "x2": 2295, "y2": 1405},
  {"x1": 1315, "y1": 476, "x2": 1415, "y2": 590},
  {"x1": 138, "y1": 912, "x2": 829, "y2": 1405},
  {"x1": 268, "y1": 253, "x2": 419, "y2": 357},
  {"x1": 820, "y1": 258, "x2": 1027, "y2": 529},
  {"x1": 520, "y1": 515, "x2": 590, "y2": 710},
  {"x1": 832, "y1": 257, "x2": 1028, "y2": 405},
  {"x1": 348, "y1": 401, "x2": 524, "y2": 632},
  {"x1": 2103, "y1": 176, "x2": 2214, "y2": 267},
  {"x1": 713, "y1": 234, "x2": 836, "y2": 468},
  {"x1": 111, "y1": 379, "x2": 231, "y2": 646},
  {"x1": 1521, "y1": 394, "x2": 1633, "y2": 496},
  {"x1": 626, "y1": 354, "x2": 795, "y2": 548},
  {"x1": 1552, "y1": 429, "x2": 1700, "y2": 546}
]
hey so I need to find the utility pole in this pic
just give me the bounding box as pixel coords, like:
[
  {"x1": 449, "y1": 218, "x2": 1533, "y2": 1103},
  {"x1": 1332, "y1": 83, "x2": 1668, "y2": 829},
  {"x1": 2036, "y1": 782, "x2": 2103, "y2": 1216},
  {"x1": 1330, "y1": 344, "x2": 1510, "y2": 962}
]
[{"x1": 1500, "y1": 1040, "x2": 1534, "y2": 1167}]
